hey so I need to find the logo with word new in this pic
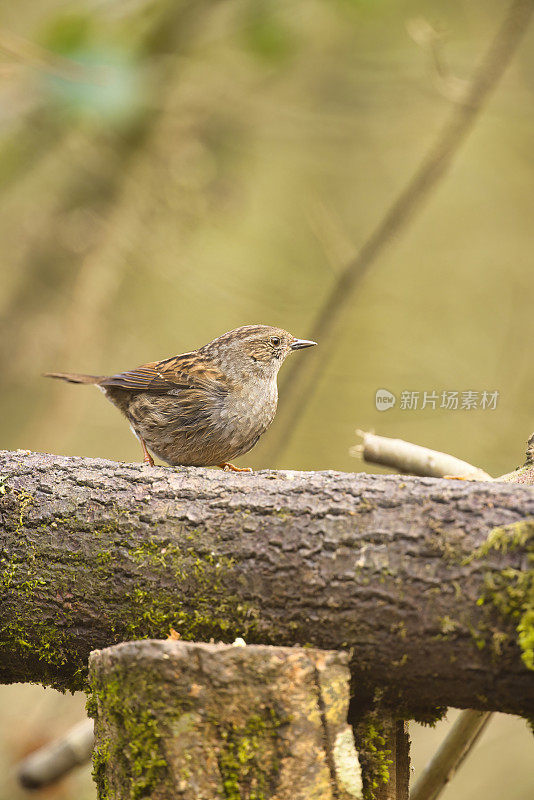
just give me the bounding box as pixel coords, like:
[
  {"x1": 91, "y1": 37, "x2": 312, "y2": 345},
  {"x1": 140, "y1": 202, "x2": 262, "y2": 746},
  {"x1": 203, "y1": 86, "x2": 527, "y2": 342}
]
[{"x1": 375, "y1": 389, "x2": 396, "y2": 411}]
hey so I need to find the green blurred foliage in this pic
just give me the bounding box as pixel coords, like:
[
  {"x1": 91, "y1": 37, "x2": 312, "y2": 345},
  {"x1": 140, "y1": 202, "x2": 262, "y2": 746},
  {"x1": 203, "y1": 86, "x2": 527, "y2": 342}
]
[
  {"x1": 0, "y1": 0, "x2": 530, "y2": 478},
  {"x1": 0, "y1": 1, "x2": 533, "y2": 797}
]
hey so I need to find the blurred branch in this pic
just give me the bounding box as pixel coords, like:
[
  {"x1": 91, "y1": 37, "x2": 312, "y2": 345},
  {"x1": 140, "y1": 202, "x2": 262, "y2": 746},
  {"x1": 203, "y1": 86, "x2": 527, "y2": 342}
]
[
  {"x1": 21, "y1": 1, "x2": 214, "y2": 447},
  {"x1": 0, "y1": 29, "x2": 104, "y2": 83},
  {"x1": 406, "y1": 17, "x2": 470, "y2": 103},
  {"x1": 0, "y1": 2, "x2": 207, "y2": 363},
  {"x1": 351, "y1": 431, "x2": 493, "y2": 480},
  {"x1": 263, "y1": 0, "x2": 534, "y2": 467},
  {"x1": 17, "y1": 719, "x2": 94, "y2": 790},
  {"x1": 409, "y1": 711, "x2": 492, "y2": 800},
  {"x1": 306, "y1": 197, "x2": 355, "y2": 275}
]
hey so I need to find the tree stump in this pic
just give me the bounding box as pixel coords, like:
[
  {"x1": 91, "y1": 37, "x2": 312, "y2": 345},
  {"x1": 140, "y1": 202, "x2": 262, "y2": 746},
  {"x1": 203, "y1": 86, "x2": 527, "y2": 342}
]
[{"x1": 88, "y1": 640, "x2": 364, "y2": 800}]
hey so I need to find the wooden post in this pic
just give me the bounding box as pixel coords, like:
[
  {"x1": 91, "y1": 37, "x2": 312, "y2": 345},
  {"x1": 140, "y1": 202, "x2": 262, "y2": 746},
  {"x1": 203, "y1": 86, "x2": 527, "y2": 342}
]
[
  {"x1": 376, "y1": 719, "x2": 410, "y2": 800},
  {"x1": 351, "y1": 711, "x2": 410, "y2": 800},
  {"x1": 88, "y1": 640, "x2": 363, "y2": 800}
]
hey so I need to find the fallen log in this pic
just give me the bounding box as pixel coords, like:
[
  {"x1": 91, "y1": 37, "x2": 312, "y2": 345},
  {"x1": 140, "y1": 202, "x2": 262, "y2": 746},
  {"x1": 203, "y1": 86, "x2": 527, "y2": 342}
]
[{"x1": 0, "y1": 450, "x2": 533, "y2": 717}]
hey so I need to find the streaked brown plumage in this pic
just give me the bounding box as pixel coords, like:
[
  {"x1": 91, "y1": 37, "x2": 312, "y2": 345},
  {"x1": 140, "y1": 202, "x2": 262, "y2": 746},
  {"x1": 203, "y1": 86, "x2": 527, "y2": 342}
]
[{"x1": 45, "y1": 325, "x2": 316, "y2": 469}]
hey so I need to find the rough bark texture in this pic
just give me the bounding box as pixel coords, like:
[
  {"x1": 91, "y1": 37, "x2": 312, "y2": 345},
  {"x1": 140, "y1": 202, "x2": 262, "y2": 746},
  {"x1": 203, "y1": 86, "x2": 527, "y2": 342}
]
[
  {"x1": 1, "y1": 450, "x2": 533, "y2": 716},
  {"x1": 88, "y1": 640, "x2": 362, "y2": 800}
]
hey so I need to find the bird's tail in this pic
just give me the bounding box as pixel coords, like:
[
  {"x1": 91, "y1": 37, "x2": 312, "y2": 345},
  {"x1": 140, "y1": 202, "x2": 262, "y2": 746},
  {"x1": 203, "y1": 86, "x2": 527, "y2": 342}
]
[{"x1": 44, "y1": 372, "x2": 104, "y2": 385}]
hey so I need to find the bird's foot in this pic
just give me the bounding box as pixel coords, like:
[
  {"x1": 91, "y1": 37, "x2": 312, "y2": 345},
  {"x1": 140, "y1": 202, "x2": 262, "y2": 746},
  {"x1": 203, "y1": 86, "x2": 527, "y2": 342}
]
[
  {"x1": 218, "y1": 462, "x2": 253, "y2": 473},
  {"x1": 139, "y1": 436, "x2": 155, "y2": 466}
]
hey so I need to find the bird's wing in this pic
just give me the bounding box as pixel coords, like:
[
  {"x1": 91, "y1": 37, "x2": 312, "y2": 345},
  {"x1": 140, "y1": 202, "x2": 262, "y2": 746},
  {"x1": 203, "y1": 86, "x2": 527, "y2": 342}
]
[{"x1": 100, "y1": 353, "x2": 227, "y2": 395}]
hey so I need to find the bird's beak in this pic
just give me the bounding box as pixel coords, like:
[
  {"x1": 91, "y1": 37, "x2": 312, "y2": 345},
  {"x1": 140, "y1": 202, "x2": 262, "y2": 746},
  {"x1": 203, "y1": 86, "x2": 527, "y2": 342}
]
[{"x1": 290, "y1": 337, "x2": 317, "y2": 350}]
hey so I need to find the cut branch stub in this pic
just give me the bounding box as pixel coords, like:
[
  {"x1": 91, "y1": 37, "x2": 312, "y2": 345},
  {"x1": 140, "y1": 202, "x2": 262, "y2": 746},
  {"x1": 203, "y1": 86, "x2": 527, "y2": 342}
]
[{"x1": 88, "y1": 640, "x2": 362, "y2": 800}]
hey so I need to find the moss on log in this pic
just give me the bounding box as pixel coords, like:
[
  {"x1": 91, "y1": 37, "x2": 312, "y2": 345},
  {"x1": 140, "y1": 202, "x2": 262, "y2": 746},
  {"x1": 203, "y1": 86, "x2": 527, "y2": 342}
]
[{"x1": 0, "y1": 450, "x2": 533, "y2": 716}]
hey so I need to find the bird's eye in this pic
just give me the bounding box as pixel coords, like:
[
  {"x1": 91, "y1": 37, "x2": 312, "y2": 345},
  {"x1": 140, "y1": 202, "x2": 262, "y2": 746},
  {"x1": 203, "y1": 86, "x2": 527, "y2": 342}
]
[{"x1": 270, "y1": 336, "x2": 281, "y2": 347}]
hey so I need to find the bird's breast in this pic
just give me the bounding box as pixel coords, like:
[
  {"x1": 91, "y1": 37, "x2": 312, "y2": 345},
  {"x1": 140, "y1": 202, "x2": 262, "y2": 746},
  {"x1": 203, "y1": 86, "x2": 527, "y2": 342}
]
[{"x1": 216, "y1": 378, "x2": 278, "y2": 440}]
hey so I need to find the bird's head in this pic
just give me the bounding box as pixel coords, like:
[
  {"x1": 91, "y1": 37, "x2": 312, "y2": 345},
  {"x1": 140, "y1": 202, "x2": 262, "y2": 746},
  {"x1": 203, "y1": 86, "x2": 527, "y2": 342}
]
[{"x1": 201, "y1": 325, "x2": 316, "y2": 381}]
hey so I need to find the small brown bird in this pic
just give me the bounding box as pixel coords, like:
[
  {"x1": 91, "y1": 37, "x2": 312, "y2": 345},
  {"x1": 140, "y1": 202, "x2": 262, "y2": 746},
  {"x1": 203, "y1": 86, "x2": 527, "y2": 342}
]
[{"x1": 45, "y1": 325, "x2": 316, "y2": 471}]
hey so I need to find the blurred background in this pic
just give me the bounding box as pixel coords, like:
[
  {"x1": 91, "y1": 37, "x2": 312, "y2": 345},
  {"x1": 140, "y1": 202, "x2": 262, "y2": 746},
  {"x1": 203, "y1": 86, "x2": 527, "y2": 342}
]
[{"x1": 0, "y1": 0, "x2": 533, "y2": 797}]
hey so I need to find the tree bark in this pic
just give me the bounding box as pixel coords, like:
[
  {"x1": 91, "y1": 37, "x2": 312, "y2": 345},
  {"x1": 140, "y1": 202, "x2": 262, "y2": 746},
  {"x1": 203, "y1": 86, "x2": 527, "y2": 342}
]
[
  {"x1": 1, "y1": 450, "x2": 533, "y2": 716},
  {"x1": 88, "y1": 640, "x2": 362, "y2": 800}
]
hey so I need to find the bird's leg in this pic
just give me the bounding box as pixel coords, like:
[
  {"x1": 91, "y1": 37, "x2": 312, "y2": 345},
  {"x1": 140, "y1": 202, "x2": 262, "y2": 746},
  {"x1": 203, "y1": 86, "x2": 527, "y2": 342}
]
[
  {"x1": 139, "y1": 436, "x2": 155, "y2": 466},
  {"x1": 218, "y1": 462, "x2": 253, "y2": 473}
]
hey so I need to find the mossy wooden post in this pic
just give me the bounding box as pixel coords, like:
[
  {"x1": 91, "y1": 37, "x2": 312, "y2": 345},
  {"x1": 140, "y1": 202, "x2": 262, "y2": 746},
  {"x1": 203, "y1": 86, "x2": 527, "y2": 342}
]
[
  {"x1": 375, "y1": 720, "x2": 410, "y2": 800},
  {"x1": 351, "y1": 711, "x2": 410, "y2": 800},
  {"x1": 88, "y1": 639, "x2": 363, "y2": 800}
]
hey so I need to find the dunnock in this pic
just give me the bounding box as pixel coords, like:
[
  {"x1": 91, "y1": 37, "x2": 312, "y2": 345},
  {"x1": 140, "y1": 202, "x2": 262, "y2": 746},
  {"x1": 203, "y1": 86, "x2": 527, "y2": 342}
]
[{"x1": 45, "y1": 325, "x2": 316, "y2": 470}]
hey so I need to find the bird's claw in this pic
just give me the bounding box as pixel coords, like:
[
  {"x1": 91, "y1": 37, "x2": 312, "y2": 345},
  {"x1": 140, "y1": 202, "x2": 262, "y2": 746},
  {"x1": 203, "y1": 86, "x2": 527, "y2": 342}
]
[{"x1": 218, "y1": 462, "x2": 253, "y2": 473}]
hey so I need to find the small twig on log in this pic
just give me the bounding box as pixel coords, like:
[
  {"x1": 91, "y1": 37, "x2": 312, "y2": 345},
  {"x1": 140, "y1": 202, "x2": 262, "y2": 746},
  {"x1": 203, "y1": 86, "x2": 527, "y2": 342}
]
[
  {"x1": 263, "y1": 0, "x2": 534, "y2": 466},
  {"x1": 351, "y1": 431, "x2": 492, "y2": 480},
  {"x1": 17, "y1": 718, "x2": 94, "y2": 789},
  {"x1": 409, "y1": 711, "x2": 492, "y2": 800},
  {"x1": 89, "y1": 640, "x2": 363, "y2": 800}
]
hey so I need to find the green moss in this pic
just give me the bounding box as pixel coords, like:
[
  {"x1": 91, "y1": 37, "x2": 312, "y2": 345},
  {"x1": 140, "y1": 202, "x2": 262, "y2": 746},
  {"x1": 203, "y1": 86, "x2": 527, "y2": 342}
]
[
  {"x1": 473, "y1": 520, "x2": 533, "y2": 556},
  {"x1": 519, "y1": 609, "x2": 534, "y2": 670},
  {"x1": 120, "y1": 538, "x2": 259, "y2": 646},
  {"x1": 96, "y1": 550, "x2": 113, "y2": 566},
  {"x1": 88, "y1": 669, "x2": 169, "y2": 799},
  {"x1": 0, "y1": 480, "x2": 35, "y2": 531},
  {"x1": 390, "y1": 621, "x2": 407, "y2": 639},
  {"x1": 271, "y1": 507, "x2": 291, "y2": 521},
  {"x1": 92, "y1": 739, "x2": 111, "y2": 798},
  {"x1": 216, "y1": 710, "x2": 286, "y2": 800},
  {"x1": 0, "y1": 489, "x2": 87, "y2": 688},
  {"x1": 356, "y1": 497, "x2": 376, "y2": 514},
  {"x1": 88, "y1": 670, "x2": 287, "y2": 800},
  {"x1": 86, "y1": 692, "x2": 98, "y2": 718},
  {"x1": 1, "y1": 493, "x2": 263, "y2": 690},
  {"x1": 415, "y1": 707, "x2": 447, "y2": 727},
  {"x1": 352, "y1": 714, "x2": 392, "y2": 800},
  {"x1": 467, "y1": 519, "x2": 534, "y2": 672},
  {"x1": 438, "y1": 615, "x2": 459, "y2": 636},
  {"x1": 15, "y1": 490, "x2": 34, "y2": 531}
]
